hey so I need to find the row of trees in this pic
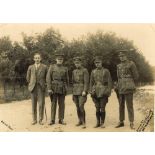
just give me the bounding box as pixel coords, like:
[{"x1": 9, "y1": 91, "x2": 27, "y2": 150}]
[{"x1": 0, "y1": 27, "x2": 154, "y2": 90}]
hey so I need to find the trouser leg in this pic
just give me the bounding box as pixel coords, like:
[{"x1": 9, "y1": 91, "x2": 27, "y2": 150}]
[
  {"x1": 50, "y1": 94, "x2": 57, "y2": 122},
  {"x1": 38, "y1": 85, "x2": 45, "y2": 122},
  {"x1": 119, "y1": 94, "x2": 125, "y2": 122},
  {"x1": 58, "y1": 94, "x2": 65, "y2": 120},
  {"x1": 125, "y1": 93, "x2": 134, "y2": 122},
  {"x1": 115, "y1": 90, "x2": 120, "y2": 103},
  {"x1": 100, "y1": 96, "x2": 108, "y2": 126},
  {"x1": 31, "y1": 86, "x2": 37, "y2": 122},
  {"x1": 92, "y1": 97, "x2": 100, "y2": 127},
  {"x1": 79, "y1": 96, "x2": 87, "y2": 124},
  {"x1": 73, "y1": 95, "x2": 82, "y2": 123}
]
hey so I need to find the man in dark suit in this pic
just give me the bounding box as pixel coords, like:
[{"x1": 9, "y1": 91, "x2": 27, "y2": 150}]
[{"x1": 26, "y1": 53, "x2": 47, "y2": 125}]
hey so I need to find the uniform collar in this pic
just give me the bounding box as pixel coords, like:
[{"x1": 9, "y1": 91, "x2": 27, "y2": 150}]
[
  {"x1": 96, "y1": 67, "x2": 103, "y2": 70},
  {"x1": 121, "y1": 60, "x2": 129, "y2": 64}
]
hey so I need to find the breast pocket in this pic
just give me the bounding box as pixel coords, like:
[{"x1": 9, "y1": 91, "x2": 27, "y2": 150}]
[
  {"x1": 60, "y1": 70, "x2": 67, "y2": 80},
  {"x1": 74, "y1": 70, "x2": 83, "y2": 82},
  {"x1": 53, "y1": 71, "x2": 61, "y2": 80}
]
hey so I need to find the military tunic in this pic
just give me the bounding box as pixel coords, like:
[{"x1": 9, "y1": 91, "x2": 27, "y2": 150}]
[
  {"x1": 46, "y1": 64, "x2": 69, "y2": 121},
  {"x1": 90, "y1": 67, "x2": 112, "y2": 98},
  {"x1": 90, "y1": 67, "x2": 112, "y2": 109},
  {"x1": 47, "y1": 64, "x2": 69, "y2": 94},
  {"x1": 117, "y1": 60, "x2": 139, "y2": 122},
  {"x1": 117, "y1": 60, "x2": 139, "y2": 94},
  {"x1": 72, "y1": 67, "x2": 89, "y2": 95}
]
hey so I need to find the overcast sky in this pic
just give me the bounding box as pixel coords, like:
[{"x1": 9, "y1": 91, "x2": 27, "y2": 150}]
[{"x1": 0, "y1": 23, "x2": 155, "y2": 66}]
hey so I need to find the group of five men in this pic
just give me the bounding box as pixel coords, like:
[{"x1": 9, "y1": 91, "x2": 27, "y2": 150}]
[{"x1": 26, "y1": 49, "x2": 139, "y2": 130}]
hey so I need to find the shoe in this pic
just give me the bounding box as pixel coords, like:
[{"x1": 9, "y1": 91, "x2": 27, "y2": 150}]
[
  {"x1": 94, "y1": 122, "x2": 100, "y2": 128},
  {"x1": 81, "y1": 123, "x2": 86, "y2": 129},
  {"x1": 76, "y1": 121, "x2": 82, "y2": 126},
  {"x1": 31, "y1": 120, "x2": 37, "y2": 125},
  {"x1": 130, "y1": 123, "x2": 135, "y2": 130},
  {"x1": 48, "y1": 120, "x2": 55, "y2": 125},
  {"x1": 100, "y1": 123, "x2": 105, "y2": 128},
  {"x1": 39, "y1": 120, "x2": 44, "y2": 125},
  {"x1": 115, "y1": 122, "x2": 124, "y2": 128},
  {"x1": 59, "y1": 120, "x2": 66, "y2": 125}
]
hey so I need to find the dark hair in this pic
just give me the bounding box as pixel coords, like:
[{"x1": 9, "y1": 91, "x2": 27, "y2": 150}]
[{"x1": 33, "y1": 52, "x2": 42, "y2": 58}]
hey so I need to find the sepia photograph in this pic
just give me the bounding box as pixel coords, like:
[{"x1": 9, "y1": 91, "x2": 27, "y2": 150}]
[{"x1": 0, "y1": 23, "x2": 154, "y2": 132}]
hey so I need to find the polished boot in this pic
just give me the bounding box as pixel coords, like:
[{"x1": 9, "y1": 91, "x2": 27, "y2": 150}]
[
  {"x1": 94, "y1": 112, "x2": 100, "y2": 128},
  {"x1": 76, "y1": 109, "x2": 82, "y2": 126},
  {"x1": 115, "y1": 122, "x2": 124, "y2": 128},
  {"x1": 100, "y1": 112, "x2": 105, "y2": 128},
  {"x1": 81, "y1": 111, "x2": 86, "y2": 129}
]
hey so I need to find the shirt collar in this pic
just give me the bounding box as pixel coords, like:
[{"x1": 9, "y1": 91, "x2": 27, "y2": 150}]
[{"x1": 35, "y1": 63, "x2": 41, "y2": 68}]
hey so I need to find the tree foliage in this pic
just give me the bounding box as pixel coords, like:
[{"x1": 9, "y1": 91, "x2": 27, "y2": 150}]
[
  {"x1": 0, "y1": 28, "x2": 153, "y2": 87},
  {"x1": 65, "y1": 31, "x2": 154, "y2": 83}
]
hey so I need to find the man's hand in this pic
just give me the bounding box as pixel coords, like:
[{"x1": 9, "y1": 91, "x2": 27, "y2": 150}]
[
  {"x1": 48, "y1": 90, "x2": 53, "y2": 96},
  {"x1": 82, "y1": 91, "x2": 86, "y2": 96}
]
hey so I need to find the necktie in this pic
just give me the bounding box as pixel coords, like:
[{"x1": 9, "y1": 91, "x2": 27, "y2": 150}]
[{"x1": 36, "y1": 64, "x2": 39, "y2": 70}]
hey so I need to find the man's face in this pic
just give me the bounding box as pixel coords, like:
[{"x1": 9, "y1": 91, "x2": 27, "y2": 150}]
[
  {"x1": 34, "y1": 54, "x2": 41, "y2": 64},
  {"x1": 119, "y1": 55, "x2": 127, "y2": 62},
  {"x1": 74, "y1": 62, "x2": 82, "y2": 68},
  {"x1": 56, "y1": 58, "x2": 63, "y2": 65},
  {"x1": 95, "y1": 61, "x2": 102, "y2": 68}
]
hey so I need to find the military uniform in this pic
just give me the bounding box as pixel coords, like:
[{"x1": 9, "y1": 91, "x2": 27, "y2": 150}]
[
  {"x1": 116, "y1": 50, "x2": 139, "y2": 129},
  {"x1": 46, "y1": 54, "x2": 69, "y2": 125},
  {"x1": 72, "y1": 57, "x2": 89, "y2": 128},
  {"x1": 90, "y1": 56, "x2": 112, "y2": 128}
]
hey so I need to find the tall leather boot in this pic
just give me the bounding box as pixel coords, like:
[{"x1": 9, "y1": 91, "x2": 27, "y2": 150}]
[
  {"x1": 94, "y1": 111, "x2": 100, "y2": 128},
  {"x1": 100, "y1": 112, "x2": 105, "y2": 128},
  {"x1": 76, "y1": 109, "x2": 82, "y2": 126},
  {"x1": 81, "y1": 110, "x2": 86, "y2": 129}
]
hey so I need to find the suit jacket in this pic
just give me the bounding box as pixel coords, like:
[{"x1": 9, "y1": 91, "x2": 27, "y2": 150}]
[{"x1": 26, "y1": 63, "x2": 48, "y2": 92}]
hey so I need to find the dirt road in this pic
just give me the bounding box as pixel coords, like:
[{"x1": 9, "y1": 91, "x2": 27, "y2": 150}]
[{"x1": 0, "y1": 91, "x2": 153, "y2": 132}]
